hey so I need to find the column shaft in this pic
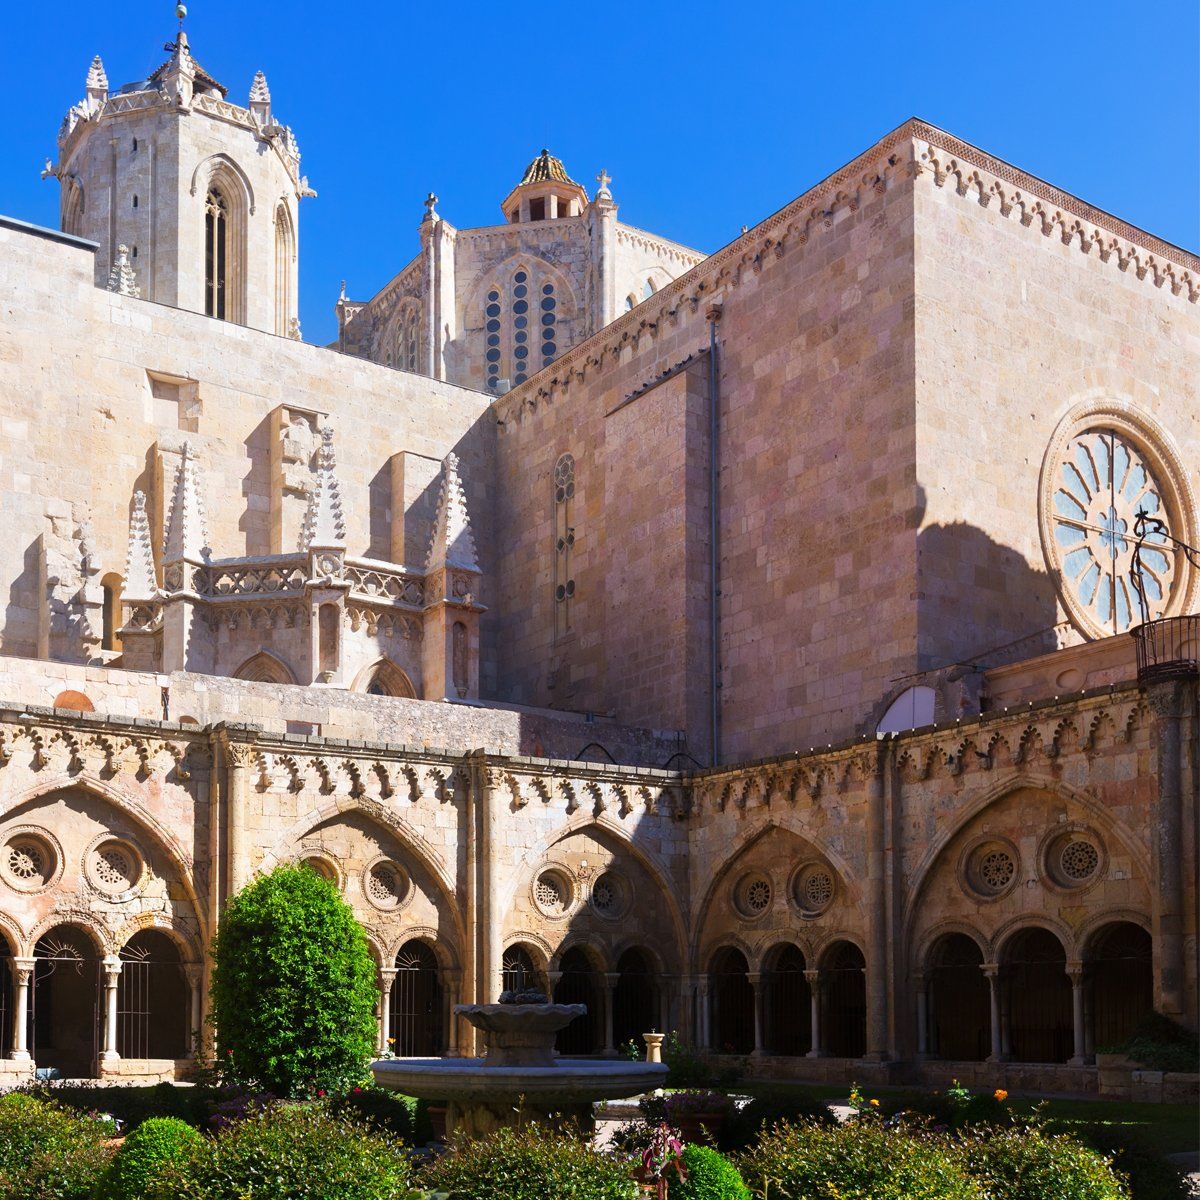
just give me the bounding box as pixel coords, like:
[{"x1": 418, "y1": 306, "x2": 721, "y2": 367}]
[{"x1": 805, "y1": 969, "x2": 822, "y2": 1057}]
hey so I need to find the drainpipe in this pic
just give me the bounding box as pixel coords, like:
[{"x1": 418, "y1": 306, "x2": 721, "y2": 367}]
[{"x1": 706, "y1": 304, "x2": 723, "y2": 767}]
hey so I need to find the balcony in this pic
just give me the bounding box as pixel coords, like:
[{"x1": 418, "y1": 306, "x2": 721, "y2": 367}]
[{"x1": 1131, "y1": 614, "x2": 1200, "y2": 686}]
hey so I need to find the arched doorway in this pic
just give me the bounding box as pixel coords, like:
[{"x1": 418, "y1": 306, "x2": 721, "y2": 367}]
[
  {"x1": 502, "y1": 944, "x2": 543, "y2": 997},
  {"x1": 926, "y1": 933, "x2": 988, "y2": 1061},
  {"x1": 1003, "y1": 928, "x2": 1071, "y2": 1063},
  {"x1": 764, "y1": 944, "x2": 810, "y2": 1056},
  {"x1": 612, "y1": 948, "x2": 658, "y2": 1050},
  {"x1": 33, "y1": 926, "x2": 100, "y2": 1078},
  {"x1": 118, "y1": 931, "x2": 189, "y2": 1060},
  {"x1": 709, "y1": 947, "x2": 754, "y2": 1055},
  {"x1": 554, "y1": 947, "x2": 602, "y2": 1055},
  {"x1": 822, "y1": 942, "x2": 866, "y2": 1059},
  {"x1": 0, "y1": 937, "x2": 11, "y2": 1058},
  {"x1": 390, "y1": 940, "x2": 442, "y2": 1056},
  {"x1": 1089, "y1": 923, "x2": 1152, "y2": 1049}
]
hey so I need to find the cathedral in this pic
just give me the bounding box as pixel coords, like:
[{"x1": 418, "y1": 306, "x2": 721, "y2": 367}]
[{"x1": 0, "y1": 22, "x2": 1195, "y2": 1099}]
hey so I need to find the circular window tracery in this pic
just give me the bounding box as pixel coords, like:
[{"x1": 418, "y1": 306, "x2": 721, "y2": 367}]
[
  {"x1": 363, "y1": 859, "x2": 409, "y2": 910},
  {"x1": 9, "y1": 841, "x2": 44, "y2": 881},
  {"x1": 533, "y1": 869, "x2": 572, "y2": 917},
  {"x1": 1060, "y1": 839, "x2": 1100, "y2": 882},
  {"x1": 0, "y1": 829, "x2": 61, "y2": 893},
  {"x1": 735, "y1": 874, "x2": 772, "y2": 918},
  {"x1": 962, "y1": 838, "x2": 1021, "y2": 901},
  {"x1": 589, "y1": 871, "x2": 624, "y2": 919},
  {"x1": 792, "y1": 863, "x2": 836, "y2": 916},
  {"x1": 979, "y1": 850, "x2": 1016, "y2": 893},
  {"x1": 1041, "y1": 412, "x2": 1193, "y2": 639},
  {"x1": 87, "y1": 839, "x2": 142, "y2": 896}
]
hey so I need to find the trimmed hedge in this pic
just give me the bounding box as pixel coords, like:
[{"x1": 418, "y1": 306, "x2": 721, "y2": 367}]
[
  {"x1": 672, "y1": 1144, "x2": 750, "y2": 1200},
  {"x1": 0, "y1": 1092, "x2": 115, "y2": 1200},
  {"x1": 99, "y1": 1116, "x2": 204, "y2": 1200},
  {"x1": 211, "y1": 864, "x2": 379, "y2": 1096},
  {"x1": 151, "y1": 1103, "x2": 413, "y2": 1200},
  {"x1": 423, "y1": 1125, "x2": 638, "y2": 1200}
]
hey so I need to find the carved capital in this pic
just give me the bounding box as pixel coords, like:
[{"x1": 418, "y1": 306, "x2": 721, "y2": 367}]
[{"x1": 1146, "y1": 679, "x2": 1189, "y2": 722}]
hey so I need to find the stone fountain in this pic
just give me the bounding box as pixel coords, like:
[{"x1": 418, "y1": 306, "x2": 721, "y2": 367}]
[{"x1": 371, "y1": 990, "x2": 668, "y2": 1139}]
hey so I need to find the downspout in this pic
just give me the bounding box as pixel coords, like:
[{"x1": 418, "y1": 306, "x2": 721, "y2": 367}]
[{"x1": 707, "y1": 304, "x2": 723, "y2": 767}]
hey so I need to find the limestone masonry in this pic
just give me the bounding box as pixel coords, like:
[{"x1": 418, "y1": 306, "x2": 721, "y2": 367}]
[{"x1": 0, "y1": 24, "x2": 1195, "y2": 1097}]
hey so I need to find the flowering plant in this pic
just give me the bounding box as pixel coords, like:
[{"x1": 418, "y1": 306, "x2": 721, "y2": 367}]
[
  {"x1": 663, "y1": 1089, "x2": 735, "y2": 1118},
  {"x1": 641, "y1": 1123, "x2": 687, "y2": 1200}
]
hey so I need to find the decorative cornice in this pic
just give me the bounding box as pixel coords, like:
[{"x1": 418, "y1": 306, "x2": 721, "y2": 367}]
[{"x1": 495, "y1": 119, "x2": 1198, "y2": 431}]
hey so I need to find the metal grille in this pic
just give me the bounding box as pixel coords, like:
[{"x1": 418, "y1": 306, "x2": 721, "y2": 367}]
[
  {"x1": 1090, "y1": 923, "x2": 1153, "y2": 1049},
  {"x1": 764, "y1": 945, "x2": 810, "y2": 1056},
  {"x1": 1005, "y1": 929, "x2": 1072, "y2": 1064},
  {"x1": 927, "y1": 934, "x2": 988, "y2": 1061},
  {"x1": 823, "y1": 943, "x2": 866, "y2": 1059},
  {"x1": 709, "y1": 948, "x2": 754, "y2": 1055},
  {"x1": 612, "y1": 949, "x2": 657, "y2": 1050},
  {"x1": 390, "y1": 941, "x2": 442, "y2": 1056},
  {"x1": 0, "y1": 955, "x2": 10, "y2": 1058},
  {"x1": 1132, "y1": 613, "x2": 1200, "y2": 684},
  {"x1": 502, "y1": 946, "x2": 541, "y2": 996},
  {"x1": 554, "y1": 948, "x2": 601, "y2": 1055},
  {"x1": 32, "y1": 931, "x2": 99, "y2": 1078},
  {"x1": 117, "y1": 933, "x2": 189, "y2": 1060}
]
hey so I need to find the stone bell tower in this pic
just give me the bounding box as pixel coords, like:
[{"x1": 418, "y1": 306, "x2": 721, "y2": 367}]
[{"x1": 47, "y1": 19, "x2": 314, "y2": 336}]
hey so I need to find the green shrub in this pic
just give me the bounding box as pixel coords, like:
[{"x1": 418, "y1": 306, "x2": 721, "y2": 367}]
[
  {"x1": 664, "y1": 1031, "x2": 716, "y2": 1087},
  {"x1": 673, "y1": 1144, "x2": 749, "y2": 1200},
  {"x1": 24, "y1": 1081, "x2": 215, "y2": 1130},
  {"x1": 958, "y1": 1126, "x2": 1129, "y2": 1200},
  {"x1": 99, "y1": 1116, "x2": 204, "y2": 1200},
  {"x1": 211, "y1": 864, "x2": 379, "y2": 1096},
  {"x1": 738, "y1": 1120, "x2": 985, "y2": 1200},
  {"x1": 332, "y1": 1086, "x2": 414, "y2": 1140},
  {"x1": 0, "y1": 1092, "x2": 116, "y2": 1200},
  {"x1": 154, "y1": 1103, "x2": 413, "y2": 1200},
  {"x1": 1104, "y1": 1013, "x2": 1200, "y2": 1073},
  {"x1": 423, "y1": 1124, "x2": 638, "y2": 1200},
  {"x1": 1065, "y1": 1123, "x2": 1189, "y2": 1200},
  {"x1": 719, "y1": 1088, "x2": 834, "y2": 1152}
]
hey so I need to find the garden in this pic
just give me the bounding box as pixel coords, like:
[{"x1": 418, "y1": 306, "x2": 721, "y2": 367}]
[{"x1": 2, "y1": 865, "x2": 1191, "y2": 1200}]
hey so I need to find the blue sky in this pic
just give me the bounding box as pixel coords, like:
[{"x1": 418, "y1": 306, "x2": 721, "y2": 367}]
[{"x1": 3, "y1": 1, "x2": 1196, "y2": 344}]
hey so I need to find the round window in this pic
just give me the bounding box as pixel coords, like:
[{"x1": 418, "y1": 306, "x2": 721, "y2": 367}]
[
  {"x1": 3, "y1": 833, "x2": 56, "y2": 891},
  {"x1": 363, "y1": 860, "x2": 408, "y2": 910},
  {"x1": 533, "y1": 869, "x2": 572, "y2": 917},
  {"x1": 1041, "y1": 411, "x2": 1194, "y2": 638},
  {"x1": 87, "y1": 839, "x2": 142, "y2": 896},
  {"x1": 589, "y1": 871, "x2": 623, "y2": 918},
  {"x1": 962, "y1": 839, "x2": 1021, "y2": 900},
  {"x1": 735, "y1": 874, "x2": 772, "y2": 919},
  {"x1": 793, "y1": 864, "x2": 835, "y2": 915},
  {"x1": 1059, "y1": 839, "x2": 1100, "y2": 883}
]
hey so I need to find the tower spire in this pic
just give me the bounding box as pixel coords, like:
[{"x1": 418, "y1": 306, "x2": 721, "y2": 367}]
[
  {"x1": 299, "y1": 426, "x2": 347, "y2": 550},
  {"x1": 426, "y1": 452, "x2": 479, "y2": 574},
  {"x1": 123, "y1": 492, "x2": 158, "y2": 602},
  {"x1": 163, "y1": 442, "x2": 211, "y2": 563}
]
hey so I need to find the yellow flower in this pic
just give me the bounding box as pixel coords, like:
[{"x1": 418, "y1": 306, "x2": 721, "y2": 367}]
[
  {"x1": 869, "y1": 1099, "x2": 880, "y2": 1107},
  {"x1": 993, "y1": 1089, "x2": 1008, "y2": 1102}
]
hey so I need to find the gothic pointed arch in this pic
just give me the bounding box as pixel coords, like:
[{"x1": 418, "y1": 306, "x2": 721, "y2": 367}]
[
  {"x1": 351, "y1": 657, "x2": 416, "y2": 699},
  {"x1": 273, "y1": 201, "x2": 296, "y2": 336},
  {"x1": 191, "y1": 155, "x2": 253, "y2": 324},
  {"x1": 233, "y1": 650, "x2": 297, "y2": 685}
]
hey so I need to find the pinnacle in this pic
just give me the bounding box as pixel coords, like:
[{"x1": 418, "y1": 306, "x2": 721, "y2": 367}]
[
  {"x1": 105, "y1": 246, "x2": 140, "y2": 298},
  {"x1": 86, "y1": 55, "x2": 108, "y2": 92},
  {"x1": 123, "y1": 492, "x2": 158, "y2": 602},
  {"x1": 299, "y1": 426, "x2": 347, "y2": 551},
  {"x1": 426, "y1": 452, "x2": 479, "y2": 574},
  {"x1": 250, "y1": 69, "x2": 271, "y2": 103},
  {"x1": 163, "y1": 442, "x2": 211, "y2": 563}
]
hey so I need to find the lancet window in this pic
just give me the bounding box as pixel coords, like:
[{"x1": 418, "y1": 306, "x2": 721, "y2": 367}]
[
  {"x1": 204, "y1": 188, "x2": 229, "y2": 319},
  {"x1": 554, "y1": 452, "x2": 575, "y2": 639}
]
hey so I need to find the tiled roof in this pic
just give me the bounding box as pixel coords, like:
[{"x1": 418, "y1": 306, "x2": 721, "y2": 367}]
[
  {"x1": 518, "y1": 149, "x2": 576, "y2": 188},
  {"x1": 148, "y1": 43, "x2": 228, "y2": 98}
]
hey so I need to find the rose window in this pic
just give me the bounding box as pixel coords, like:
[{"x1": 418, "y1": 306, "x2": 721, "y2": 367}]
[
  {"x1": 1060, "y1": 839, "x2": 1100, "y2": 883},
  {"x1": 366, "y1": 862, "x2": 405, "y2": 908},
  {"x1": 591, "y1": 873, "x2": 617, "y2": 914},
  {"x1": 742, "y1": 878, "x2": 771, "y2": 915},
  {"x1": 979, "y1": 850, "x2": 1016, "y2": 892},
  {"x1": 8, "y1": 842, "x2": 43, "y2": 881},
  {"x1": 1049, "y1": 428, "x2": 1177, "y2": 634},
  {"x1": 534, "y1": 870, "x2": 570, "y2": 916},
  {"x1": 96, "y1": 848, "x2": 133, "y2": 888}
]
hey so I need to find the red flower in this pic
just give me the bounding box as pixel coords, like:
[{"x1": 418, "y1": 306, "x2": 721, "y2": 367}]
[
  {"x1": 352, "y1": 1087, "x2": 362, "y2": 1095},
  {"x1": 316, "y1": 1089, "x2": 325, "y2": 1097}
]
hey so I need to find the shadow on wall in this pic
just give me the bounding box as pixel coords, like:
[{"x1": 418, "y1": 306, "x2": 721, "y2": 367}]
[{"x1": 915, "y1": 519, "x2": 1062, "y2": 674}]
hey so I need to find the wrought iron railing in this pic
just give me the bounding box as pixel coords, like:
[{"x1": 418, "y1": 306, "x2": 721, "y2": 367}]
[{"x1": 1131, "y1": 614, "x2": 1200, "y2": 685}]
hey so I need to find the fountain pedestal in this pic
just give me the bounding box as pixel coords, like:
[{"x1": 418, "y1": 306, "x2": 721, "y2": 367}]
[{"x1": 370, "y1": 1000, "x2": 668, "y2": 1141}]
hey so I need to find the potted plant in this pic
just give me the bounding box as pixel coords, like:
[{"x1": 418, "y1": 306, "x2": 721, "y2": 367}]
[{"x1": 663, "y1": 1089, "x2": 735, "y2": 1144}]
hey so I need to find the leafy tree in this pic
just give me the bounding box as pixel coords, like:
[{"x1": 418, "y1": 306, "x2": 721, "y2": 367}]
[{"x1": 211, "y1": 864, "x2": 379, "y2": 1096}]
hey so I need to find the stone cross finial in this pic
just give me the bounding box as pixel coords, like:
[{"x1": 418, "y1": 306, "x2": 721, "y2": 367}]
[
  {"x1": 423, "y1": 192, "x2": 439, "y2": 222},
  {"x1": 123, "y1": 492, "x2": 159, "y2": 602},
  {"x1": 105, "y1": 246, "x2": 140, "y2": 298},
  {"x1": 164, "y1": 442, "x2": 211, "y2": 563},
  {"x1": 299, "y1": 426, "x2": 347, "y2": 551},
  {"x1": 596, "y1": 169, "x2": 611, "y2": 192},
  {"x1": 426, "y1": 452, "x2": 480, "y2": 574}
]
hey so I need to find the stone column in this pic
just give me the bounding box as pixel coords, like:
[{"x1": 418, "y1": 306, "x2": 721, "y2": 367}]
[
  {"x1": 805, "y1": 969, "x2": 823, "y2": 1058},
  {"x1": 864, "y1": 738, "x2": 892, "y2": 1060},
  {"x1": 183, "y1": 964, "x2": 203, "y2": 1057},
  {"x1": 696, "y1": 978, "x2": 710, "y2": 1049},
  {"x1": 10, "y1": 958, "x2": 33, "y2": 1061},
  {"x1": 1067, "y1": 962, "x2": 1087, "y2": 1066},
  {"x1": 379, "y1": 968, "x2": 397, "y2": 1056},
  {"x1": 444, "y1": 970, "x2": 461, "y2": 1056},
  {"x1": 914, "y1": 974, "x2": 929, "y2": 1058},
  {"x1": 603, "y1": 972, "x2": 619, "y2": 1056},
  {"x1": 748, "y1": 971, "x2": 764, "y2": 1057},
  {"x1": 1146, "y1": 680, "x2": 1188, "y2": 1020},
  {"x1": 983, "y1": 964, "x2": 1004, "y2": 1062},
  {"x1": 100, "y1": 956, "x2": 122, "y2": 1064}
]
